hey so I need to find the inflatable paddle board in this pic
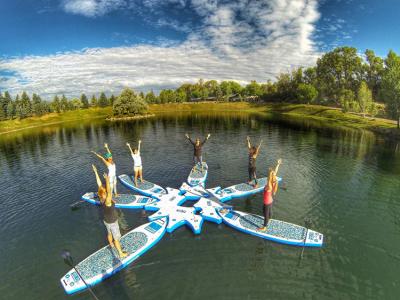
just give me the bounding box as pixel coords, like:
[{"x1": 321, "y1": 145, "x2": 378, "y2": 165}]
[
  {"x1": 193, "y1": 198, "x2": 223, "y2": 224},
  {"x1": 218, "y1": 209, "x2": 323, "y2": 247},
  {"x1": 82, "y1": 192, "x2": 155, "y2": 209},
  {"x1": 60, "y1": 218, "x2": 167, "y2": 294},
  {"x1": 187, "y1": 162, "x2": 208, "y2": 187},
  {"x1": 207, "y1": 176, "x2": 282, "y2": 203},
  {"x1": 145, "y1": 187, "x2": 203, "y2": 234},
  {"x1": 118, "y1": 174, "x2": 166, "y2": 198}
]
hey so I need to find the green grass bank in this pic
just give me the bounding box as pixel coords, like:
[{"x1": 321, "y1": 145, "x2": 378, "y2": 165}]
[{"x1": 1, "y1": 102, "x2": 399, "y2": 138}]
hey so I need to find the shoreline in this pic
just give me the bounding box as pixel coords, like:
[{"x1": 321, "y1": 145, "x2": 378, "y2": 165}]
[{"x1": 1, "y1": 102, "x2": 399, "y2": 139}]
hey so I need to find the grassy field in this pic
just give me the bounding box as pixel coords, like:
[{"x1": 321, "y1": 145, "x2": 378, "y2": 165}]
[
  {"x1": 0, "y1": 107, "x2": 112, "y2": 135},
  {"x1": 1, "y1": 102, "x2": 399, "y2": 138}
]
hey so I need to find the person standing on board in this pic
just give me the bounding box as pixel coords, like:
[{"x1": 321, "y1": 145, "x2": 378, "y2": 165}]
[
  {"x1": 97, "y1": 170, "x2": 127, "y2": 258},
  {"x1": 91, "y1": 143, "x2": 118, "y2": 197},
  {"x1": 126, "y1": 140, "x2": 143, "y2": 186},
  {"x1": 247, "y1": 136, "x2": 262, "y2": 187},
  {"x1": 259, "y1": 159, "x2": 282, "y2": 231},
  {"x1": 185, "y1": 133, "x2": 211, "y2": 172}
]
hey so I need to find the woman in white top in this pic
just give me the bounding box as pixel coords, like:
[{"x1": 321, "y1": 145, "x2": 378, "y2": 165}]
[
  {"x1": 91, "y1": 143, "x2": 118, "y2": 196},
  {"x1": 127, "y1": 140, "x2": 143, "y2": 186}
]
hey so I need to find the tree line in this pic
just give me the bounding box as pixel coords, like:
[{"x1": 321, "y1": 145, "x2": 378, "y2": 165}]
[
  {"x1": 0, "y1": 91, "x2": 116, "y2": 120},
  {"x1": 2, "y1": 46, "x2": 400, "y2": 127}
]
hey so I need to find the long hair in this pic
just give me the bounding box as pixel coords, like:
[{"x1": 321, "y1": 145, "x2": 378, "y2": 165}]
[{"x1": 98, "y1": 185, "x2": 107, "y2": 203}]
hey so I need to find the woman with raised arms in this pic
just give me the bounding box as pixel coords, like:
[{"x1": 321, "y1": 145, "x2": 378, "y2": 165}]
[
  {"x1": 92, "y1": 164, "x2": 127, "y2": 258},
  {"x1": 91, "y1": 143, "x2": 118, "y2": 197},
  {"x1": 126, "y1": 140, "x2": 143, "y2": 186},
  {"x1": 259, "y1": 159, "x2": 282, "y2": 231}
]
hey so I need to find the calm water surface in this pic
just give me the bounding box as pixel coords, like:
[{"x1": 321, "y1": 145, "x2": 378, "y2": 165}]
[{"x1": 1, "y1": 112, "x2": 400, "y2": 300}]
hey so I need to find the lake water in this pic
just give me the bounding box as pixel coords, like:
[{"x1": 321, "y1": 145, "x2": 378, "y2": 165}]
[{"x1": 1, "y1": 112, "x2": 400, "y2": 300}]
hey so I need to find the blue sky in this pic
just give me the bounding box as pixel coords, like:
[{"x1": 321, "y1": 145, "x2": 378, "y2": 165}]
[{"x1": 0, "y1": 0, "x2": 399, "y2": 97}]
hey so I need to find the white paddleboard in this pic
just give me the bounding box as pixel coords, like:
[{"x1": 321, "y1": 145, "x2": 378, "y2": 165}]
[
  {"x1": 60, "y1": 218, "x2": 167, "y2": 294},
  {"x1": 187, "y1": 162, "x2": 208, "y2": 187},
  {"x1": 82, "y1": 192, "x2": 155, "y2": 209},
  {"x1": 208, "y1": 177, "x2": 282, "y2": 202},
  {"x1": 118, "y1": 174, "x2": 167, "y2": 198},
  {"x1": 218, "y1": 209, "x2": 323, "y2": 247}
]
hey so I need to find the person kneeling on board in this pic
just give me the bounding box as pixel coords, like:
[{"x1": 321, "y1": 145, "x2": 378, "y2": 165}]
[
  {"x1": 259, "y1": 159, "x2": 282, "y2": 231},
  {"x1": 92, "y1": 165, "x2": 127, "y2": 258},
  {"x1": 126, "y1": 140, "x2": 143, "y2": 186},
  {"x1": 91, "y1": 143, "x2": 118, "y2": 197},
  {"x1": 185, "y1": 133, "x2": 211, "y2": 172},
  {"x1": 246, "y1": 136, "x2": 262, "y2": 188}
]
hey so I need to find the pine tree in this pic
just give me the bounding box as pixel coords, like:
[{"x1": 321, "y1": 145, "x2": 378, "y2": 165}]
[
  {"x1": 6, "y1": 99, "x2": 15, "y2": 119},
  {"x1": 51, "y1": 95, "x2": 61, "y2": 113},
  {"x1": 109, "y1": 95, "x2": 116, "y2": 105},
  {"x1": 90, "y1": 95, "x2": 98, "y2": 107},
  {"x1": 80, "y1": 94, "x2": 89, "y2": 109},
  {"x1": 32, "y1": 93, "x2": 43, "y2": 116},
  {"x1": 98, "y1": 92, "x2": 109, "y2": 107},
  {"x1": 19, "y1": 91, "x2": 32, "y2": 118},
  {"x1": 60, "y1": 95, "x2": 69, "y2": 111},
  {"x1": 145, "y1": 90, "x2": 157, "y2": 103},
  {"x1": 0, "y1": 92, "x2": 5, "y2": 120}
]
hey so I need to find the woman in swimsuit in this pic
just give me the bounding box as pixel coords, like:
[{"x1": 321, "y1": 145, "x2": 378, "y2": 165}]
[
  {"x1": 259, "y1": 159, "x2": 282, "y2": 231},
  {"x1": 246, "y1": 136, "x2": 262, "y2": 187},
  {"x1": 126, "y1": 140, "x2": 143, "y2": 186},
  {"x1": 92, "y1": 143, "x2": 118, "y2": 197}
]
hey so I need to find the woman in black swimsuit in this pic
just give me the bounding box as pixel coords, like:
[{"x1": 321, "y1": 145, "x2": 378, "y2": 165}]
[{"x1": 247, "y1": 136, "x2": 262, "y2": 187}]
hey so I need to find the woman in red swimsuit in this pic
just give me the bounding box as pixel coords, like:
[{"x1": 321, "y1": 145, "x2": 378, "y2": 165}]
[{"x1": 259, "y1": 159, "x2": 282, "y2": 231}]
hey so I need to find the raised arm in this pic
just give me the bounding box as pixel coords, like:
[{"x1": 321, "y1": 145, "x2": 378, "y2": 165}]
[
  {"x1": 274, "y1": 158, "x2": 282, "y2": 176},
  {"x1": 255, "y1": 140, "x2": 262, "y2": 155},
  {"x1": 246, "y1": 136, "x2": 251, "y2": 150},
  {"x1": 126, "y1": 142, "x2": 134, "y2": 155},
  {"x1": 91, "y1": 150, "x2": 108, "y2": 165},
  {"x1": 103, "y1": 173, "x2": 112, "y2": 203},
  {"x1": 137, "y1": 140, "x2": 141, "y2": 154},
  {"x1": 104, "y1": 143, "x2": 112, "y2": 155},
  {"x1": 185, "y1": 133, "x2": 195, "y2": 145},
  {"x1": 92, "y1": 164, "x2": 103, "y2": 188},
  {"x1": 202, "y1": 133, "x2": 211, "y2": 145}
]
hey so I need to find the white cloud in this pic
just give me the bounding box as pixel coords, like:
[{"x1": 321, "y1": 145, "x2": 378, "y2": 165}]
[
  {"x1": 62, "y1": 0, "x2": 126, "y2": 17},
  {"x1": 1, "y1": 0, "x2": 321, "y2": 97}
]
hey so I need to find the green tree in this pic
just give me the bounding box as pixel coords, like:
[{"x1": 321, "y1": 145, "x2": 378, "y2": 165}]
[
  {"x1": 159, "y1": 89, "x2": 177, "y2": 103},
  {"x1": 50, "y1": 95, "x2": 61, "y2": 113},
  {"x1": 60, "y1": 95, "x2": 69, "y2": 111},
  {"x1": 1, "y1": 91, "x2": 13, "y2": 119},
  {"x1": 316, "y1": 47, "x2": 363, "y2": 104},
  {"x1": 19, "y1": 91, "x2": 32, "y2": 118},
  {"x1": 0, "y1": 92, "x2": 6, "y2": 120},
  {"x1": 70, "y1": 98, "x2": 83, "y2": 110},
  {"x1": 32, "y1": 93, "x2": 48, "y2": 116},
  {"x1": 80, "y1": 94, "x2": 89, "y2": 108},
  {"x1": 145, "y1": 90, "x2": 157, "y2": 103},
  {"x1": 113, "y1": 88, "x2": 148, "y2": 116},
  {"x1": 244, "y1": 81, "x2": 263, "y2": 97},
  {"x1": 296, "y1": 83, "x2": 318, "y2": 104},
  {"x1": 381, "y1": 50, "x2": 400, "y2": 128},
  {"x1": 90, "y1": 95, "x2": 98, "y2": 107},
  {"x1": 109, "y1": 95, "x2": 116, "y2": 105},
  {"x1": 364, "y1": 49, "x2": 384, "y2": 100},
  {"x1": 339, "y1": 89, "x2": 358, "y2": 113},
  {"x1": 98, "y1": 92, "x2": 109, "y2": 107},
  {"x1": 6, "y1": 99, "x2": 15, "y2": 119},
  {"x1": 356, "y1": 81, "x2": 373, "y2": 117}
]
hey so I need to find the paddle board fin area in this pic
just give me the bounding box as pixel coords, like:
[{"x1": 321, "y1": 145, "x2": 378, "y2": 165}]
[
  {"x1": 60, "y1": 218, "x2": 167, "y2": 295},
  {"x1": 207, "y1": 177, "x2": 282, "y2": 203},
  {"x1": 82, "y1": 192, "x2": 155, "y2": 209},
  {"x1": 118, "y1": 174, "x2": 167, "y2": 198},
  {"x1": 218, "y1": 209, "x2": 323, "y2": 247},
  {"x1": 187, "y1": 162, "x2": 208, "y2": 187}
]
